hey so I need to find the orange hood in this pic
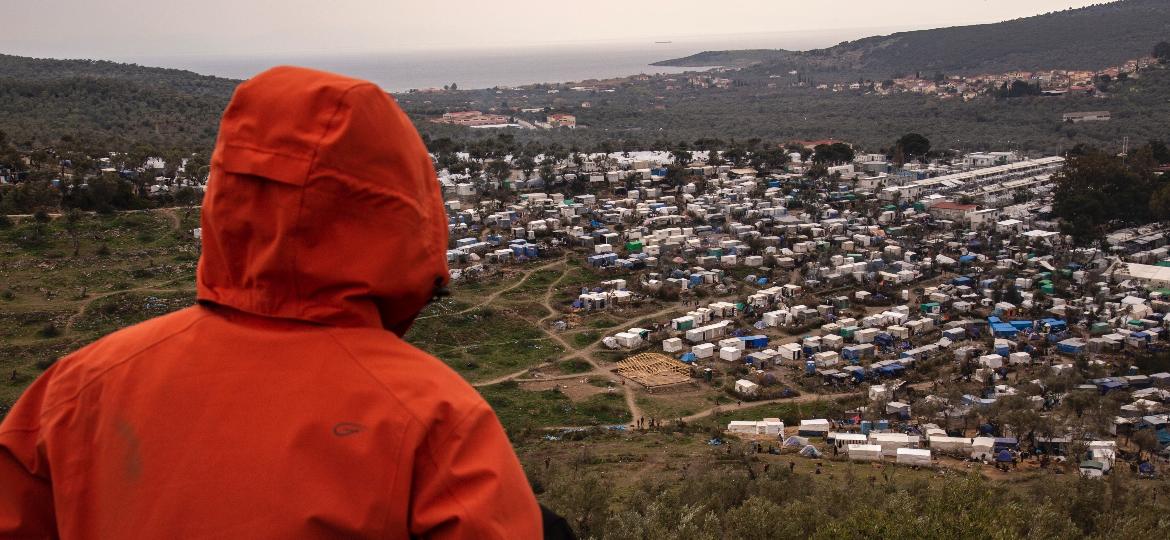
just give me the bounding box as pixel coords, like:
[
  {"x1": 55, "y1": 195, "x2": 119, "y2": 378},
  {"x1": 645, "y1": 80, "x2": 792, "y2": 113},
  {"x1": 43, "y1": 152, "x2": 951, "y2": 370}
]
[{"x1": 196, "y1": 66, "x2": 449, "y2": 336}]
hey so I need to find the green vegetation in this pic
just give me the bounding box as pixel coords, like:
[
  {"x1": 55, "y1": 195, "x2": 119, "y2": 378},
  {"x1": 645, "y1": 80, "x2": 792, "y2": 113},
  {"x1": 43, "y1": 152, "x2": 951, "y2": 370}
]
[
  {"x1": 636, "y1": 393, "x2": 708, "y2": 420},
  {"x1": 0, "y1": 54, "x2": 233, "y2": 150},
  {"x1": 0, "y1": 209, "x2": 199, "y2": 405},
  {"x1": 71, "y1": 291, "x2": 194, "y2": 336},
  {"x1": 557, "y1": 359, "x2": 593, "y2": 374},
  {"x1": 531, "y1": 456, "x2": 1170, "y2": 539},
  {"x1": 571, "y1": 330, "x2": 600, "y2": 348},
  {"x1": 408, "y1": 65, "x2": 1170, "y2": 158},
  {"x1": 405, "y1": 306, "x2": 564, "y2": 383},
  {"x1": 1052, "y1": 143, "x2": 1168, "y2": 245},
  {"x1": 511, "y1": 268, "x2": 561, "y2": 295},
  {"x1": 695, "y1": 397, "x2": 860, "y2": 429},
  {"x1": 479, "y1": 381, "x2": 629, "y2": 433},
  {"x1": 655, "y1": 0, "x2": 1170, "y2": 78}
]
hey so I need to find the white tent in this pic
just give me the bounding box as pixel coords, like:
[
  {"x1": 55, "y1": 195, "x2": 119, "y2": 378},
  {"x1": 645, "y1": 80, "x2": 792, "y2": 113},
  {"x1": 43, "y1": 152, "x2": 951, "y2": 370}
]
[
  {"x1": 615, "y1": 332, "x2": 643, "y2": 349},
  {"x1": 761, "y1": 418, "x2": 785, "y2": 436},
  {"x1": 734, "y1": 379, "x2": 760, "y2": 396},
  {"x1": 798, "y1": 419, "x2": 831, "y2": 436},
  {"x1": 896, "y1": 448, "x2": 932, "y2": 466},
  {"x1": 831, "y1": 432, "x2": 868, "y2": 449},
  {"x1": 977, "y1": 354, "x2": 1004, "y2": 369},
  {"x1": 1008, "y1": 352, "x2": 1032, "y2": 365},
  {"x1": 870, "y1": 433, "x2": 914, "y2": 457},
  {"x1": 929, "y1": 436, "x2": 973, "y2": 453},
  {"x1": 727, "y1": 421, "x2": 759, "y2": 434},
  {"x1": 971, "y1": 437, "x2": 996, "y2": 460},
  {"x1": 848, "y1": 444, "x2": 883, "y2": 461}
]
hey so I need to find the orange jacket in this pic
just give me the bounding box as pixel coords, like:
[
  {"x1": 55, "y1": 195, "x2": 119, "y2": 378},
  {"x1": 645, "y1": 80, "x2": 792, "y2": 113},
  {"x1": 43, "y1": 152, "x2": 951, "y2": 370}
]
[{"x1": 0, "y1": 66, "x2": 541, "y2": 539}]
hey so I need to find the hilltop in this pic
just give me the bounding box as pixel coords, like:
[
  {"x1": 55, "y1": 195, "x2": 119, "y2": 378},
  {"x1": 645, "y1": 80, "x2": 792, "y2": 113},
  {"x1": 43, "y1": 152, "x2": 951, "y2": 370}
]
[
  {"x1": 0, "y1": 54, "x2": 237, "y2": 150},
  {"x1": 655, "y1": 0, "x2": 1170, "y2": 78}
]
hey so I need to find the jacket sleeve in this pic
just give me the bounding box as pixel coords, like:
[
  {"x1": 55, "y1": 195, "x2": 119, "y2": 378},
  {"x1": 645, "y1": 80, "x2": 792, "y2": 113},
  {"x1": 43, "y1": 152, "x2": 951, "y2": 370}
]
[
  {"x1": 0, "y1": 372, "x2": 59, "y2": 537},
  {"x1": 410, "y1": 403, "x2": 541, "y2": 540}
]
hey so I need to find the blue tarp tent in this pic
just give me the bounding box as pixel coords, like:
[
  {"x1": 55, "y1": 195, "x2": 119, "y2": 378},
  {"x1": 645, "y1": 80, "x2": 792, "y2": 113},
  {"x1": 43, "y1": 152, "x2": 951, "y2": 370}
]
[
  {"x1": 1057, "y1": 338, "x2": 1087, "y2": 355},
  {"x1": 740, "y1": 335, "x2": 770, "y2": 349},
  {"x1": 877, "y1": 363, "x2": 905, "y2": 377},
  {"x1": 992, "y1": 323, "x2": 1018, "y2": 338},
  {"x1": 1040, "y1": 318, "x2": 1068, "y2": 333},
  {"x1": 1009, "y1": 320, "x2": 1034, "y2": 331}
]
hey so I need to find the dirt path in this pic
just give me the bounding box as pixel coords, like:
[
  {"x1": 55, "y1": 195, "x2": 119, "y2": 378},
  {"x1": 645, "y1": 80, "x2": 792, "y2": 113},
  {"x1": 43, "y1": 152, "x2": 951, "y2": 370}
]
[
  {"x1": 472, "y1": 362, "x2": 558, "y2": 387},
  {"x1": 64, "y1": 278, "x2": 191, "y2": 332},
  {"x1": 679, "y1": 380, "x2": 936, "y2": 424},
  {"x1": 416, "y1": 259, "x2": 563, "y2": 320},
  {"x1": 679, "y1": 391, "x2": 861, "y2": 423},
  {"x1": 157, "y1": 207, "x2": 182, "y2": 232}
]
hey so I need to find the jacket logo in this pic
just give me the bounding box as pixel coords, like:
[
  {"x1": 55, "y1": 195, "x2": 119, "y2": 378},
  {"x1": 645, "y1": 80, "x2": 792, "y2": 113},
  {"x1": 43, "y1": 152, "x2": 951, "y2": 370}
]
[{"x1": 333, "y1": 422, "x2": 366, "y2": 437}]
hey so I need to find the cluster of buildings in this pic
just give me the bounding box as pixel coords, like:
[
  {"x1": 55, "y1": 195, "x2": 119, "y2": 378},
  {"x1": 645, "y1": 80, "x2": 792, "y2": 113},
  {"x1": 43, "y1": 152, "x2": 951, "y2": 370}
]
[
  {"x1": 804, "y1": 55, "x2": 1161, "y2": 101},
  {"x1": 430, "y1": 110, "x2": 577, "y2": 130},
  {"x1": 439, "y1": 142, "x2": 1170, "y2": 473}
]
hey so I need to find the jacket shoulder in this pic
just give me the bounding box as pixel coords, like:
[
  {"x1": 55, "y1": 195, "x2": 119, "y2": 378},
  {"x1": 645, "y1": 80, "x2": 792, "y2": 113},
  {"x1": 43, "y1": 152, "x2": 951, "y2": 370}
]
[
  {"x1": 322, "y1": 327, "x2": 488, "y2": 426},
  {"x1": 35, "y1": 307, "x2": 212, "y2": 415}
]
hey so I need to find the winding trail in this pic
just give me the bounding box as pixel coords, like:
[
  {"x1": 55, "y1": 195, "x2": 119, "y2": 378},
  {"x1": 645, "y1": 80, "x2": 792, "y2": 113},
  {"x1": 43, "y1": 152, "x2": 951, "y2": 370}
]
[
  {"x1": 63, "y1": 280, "x2": 191, "y2": 332},
  {"x1": 416, "y1": 260, "x2": 562, "y2": 320}
]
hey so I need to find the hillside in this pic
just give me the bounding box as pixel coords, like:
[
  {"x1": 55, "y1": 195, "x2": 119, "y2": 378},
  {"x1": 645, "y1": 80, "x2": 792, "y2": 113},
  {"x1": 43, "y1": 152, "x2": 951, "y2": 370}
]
[
  {"x1": 655, "y1": 0, "x2": 1170, "y2": 78},
  {"x1": 0, "y1": 54, "x2": 237, "y2": 151}
]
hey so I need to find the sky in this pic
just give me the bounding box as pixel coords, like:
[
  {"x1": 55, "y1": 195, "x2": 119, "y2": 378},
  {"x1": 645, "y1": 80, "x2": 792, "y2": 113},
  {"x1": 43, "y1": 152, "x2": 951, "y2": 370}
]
[{"x1": 1, "y1": 0, "x2": 1112, "y2": 59}]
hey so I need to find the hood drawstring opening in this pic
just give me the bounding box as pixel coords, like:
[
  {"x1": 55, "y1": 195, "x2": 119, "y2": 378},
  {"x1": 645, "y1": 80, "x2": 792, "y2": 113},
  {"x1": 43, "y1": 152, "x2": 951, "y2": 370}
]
[{"x1": 430, "y1": 276, "x2": 450, "y2": 304}]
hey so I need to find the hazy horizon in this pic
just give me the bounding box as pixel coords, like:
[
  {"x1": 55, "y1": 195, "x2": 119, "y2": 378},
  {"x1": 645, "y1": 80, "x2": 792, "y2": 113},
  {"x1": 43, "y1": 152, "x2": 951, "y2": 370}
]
[
  {"x1": 97, "y1": 25, "x2": 930, "y2": 91},
  {"x1": 2, "y1": 1, "x2": 1111, "y2": 60}
]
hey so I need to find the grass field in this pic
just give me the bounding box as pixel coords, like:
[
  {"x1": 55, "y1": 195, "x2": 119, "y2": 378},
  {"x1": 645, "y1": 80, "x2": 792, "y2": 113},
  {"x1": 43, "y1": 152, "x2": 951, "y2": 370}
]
[
  {"x1": 0, "y1": 209, "x2": 200, "y2": 405},
  {"x1": 481, "y1": 380, "x2": 631, "y2": 433},
  {"x1": 407, "y1": 304, "x2": 565, "y2": 383}
]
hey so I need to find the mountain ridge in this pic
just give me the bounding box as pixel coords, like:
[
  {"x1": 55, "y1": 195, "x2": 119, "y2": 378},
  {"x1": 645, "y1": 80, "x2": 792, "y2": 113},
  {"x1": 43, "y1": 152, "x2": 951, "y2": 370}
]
[{"x1": 654, "y1": 0, "x2": 1170, "y2": 78}]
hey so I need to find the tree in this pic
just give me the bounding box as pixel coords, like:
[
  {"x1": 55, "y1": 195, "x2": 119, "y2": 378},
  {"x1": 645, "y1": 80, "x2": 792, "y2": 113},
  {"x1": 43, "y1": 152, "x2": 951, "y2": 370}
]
[
  {"x1": 63, "y1": 208, "x2": 84, "y2": 257},
  {"x1": 1132, "y1": 429, "x2": 1159, "y2": 460},
  {"x1": 538, "y1": 157, "x2": 557, "y2": 184},
  {"x1": 895, "y1": 133, "x2": 931, "y2": 161},
  {"x1": 1054, "y1": 146, "x2": 1159, "y2": 245},
  {"x1": 706, "y1": 149, "x2": 723, "y2": 166},
  {"x1": 1154, "y1": 41, "x2": 1170, "y2": 62},
  {"x1": 485, "y1": 160, "x2": 512, "y2": 186},
  {"x1": 1146, "y1": 140, "x2": 1170, "y2": 165},
  {"x1": 750, "y1": 147, "x2": 790, "y2": 172},
  {"x1": 724, "y1": 497, "x2": 782, "y2": 540},
  {"x1": 996, "y1": 80, "x2": 1042, "y2": 99},
  {"x1": 811, "y1": 143, "x2": 853, "y2": 165},
  {"x1": 32, "y1": 209, "x2": 51, "y2": 244},
  {"x1": 514, "y1": 154, "x2": 536, "y2": 179}
]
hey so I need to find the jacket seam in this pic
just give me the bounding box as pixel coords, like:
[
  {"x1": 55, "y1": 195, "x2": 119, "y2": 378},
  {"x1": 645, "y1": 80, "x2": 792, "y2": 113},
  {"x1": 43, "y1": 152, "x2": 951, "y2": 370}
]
[
  {"x1": 413, "y1": 403, "x2": 483, "y2": 534},
  {"x1": 292, "y1": 83, "x2": 362, "y2": 322},
  {"x1": 312, "y1": 165, "x2": 428, "y2": 219},
  {"x1": 321, "y1": 330, "x2": 481, "y2": 532},
  {"x1": 2, "y1": 311, "x2": 215, "y2": 430},
  {"x1": 320, "y1": 330, "x2": 430, "y2": 428},
  {"x1": 214, "y1": 142, "x2": 313, "y2": 164}
]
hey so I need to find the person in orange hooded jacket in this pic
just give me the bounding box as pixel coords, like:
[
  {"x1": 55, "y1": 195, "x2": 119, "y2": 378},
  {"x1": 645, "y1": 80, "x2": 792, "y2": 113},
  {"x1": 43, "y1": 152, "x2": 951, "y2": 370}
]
[{"x1": 0, "y1": 66, "x2": 543, "y2": 539}]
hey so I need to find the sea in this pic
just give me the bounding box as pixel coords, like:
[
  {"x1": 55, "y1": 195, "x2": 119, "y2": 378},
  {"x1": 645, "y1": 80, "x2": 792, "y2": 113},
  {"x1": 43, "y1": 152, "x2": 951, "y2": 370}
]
[{"x1": 119, "y1": 26, "x2": 917, "y2": 92}]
